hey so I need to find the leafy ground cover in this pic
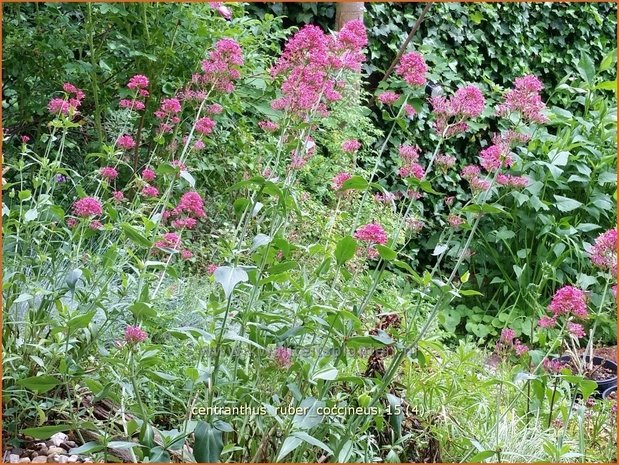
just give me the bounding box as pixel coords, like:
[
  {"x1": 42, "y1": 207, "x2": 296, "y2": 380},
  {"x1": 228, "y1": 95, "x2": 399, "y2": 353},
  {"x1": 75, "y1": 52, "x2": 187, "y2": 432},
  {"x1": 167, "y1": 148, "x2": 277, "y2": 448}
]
[{"x1": 2, "y1": 3, "x2": 617, "y2": 463}]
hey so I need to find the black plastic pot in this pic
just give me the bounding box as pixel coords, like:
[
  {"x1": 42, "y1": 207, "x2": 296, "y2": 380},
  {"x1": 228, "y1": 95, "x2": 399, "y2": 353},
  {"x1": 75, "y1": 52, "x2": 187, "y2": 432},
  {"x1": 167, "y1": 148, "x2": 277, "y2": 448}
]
[
  {"x1": 558, "y1": 355, "x2": 617, "y2": 393},
  {"x1": 602, "y1": 385, "x2": 616, "y2": 400}
]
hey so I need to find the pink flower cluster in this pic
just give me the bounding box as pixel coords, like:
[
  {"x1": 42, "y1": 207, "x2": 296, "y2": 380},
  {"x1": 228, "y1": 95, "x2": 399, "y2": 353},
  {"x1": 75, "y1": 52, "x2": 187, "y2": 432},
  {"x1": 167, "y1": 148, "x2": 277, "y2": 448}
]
[
  {"x1": 154, "y1": 98, "x2": 182, "y2": 134},
  {"x1": 341, "y1": 139, "x2": 361, "y2": 153},
  {"x1": 539, "y1": 286, "x2": 589, "y2": 330},
  {"x1": 497, "y1": 75, "x2": 548, "y2": 123},
  {"x1": 100, "y1": 166, "x2": 119, "y2": 180},
  {"x1": 496, "y1": 328, "x2": 529, "y2": 356},
  {"x1": 141, "y1": 185, "x2": 159, "y2": 198},
  {"x1": 48, "y1": 83, "x2": 85, "y2": 117},
  {"x1": 331, "y1": 172, "x2": 352, "y2": 191},
  {"x1": 120, "y1": 74, "x2": 149, "y2": 111},
  {"x1": 117, "y1": 134, "x2": 136, "y2": 150},
  {"x1": 200, "y1": 38, "x2": 244, "y2": 93},
  {"x1": 354, "y1": 223, "x2": 388, "y2": 245},
  {"x1": 208, "y1": 2, "x2": 232, "y2": 19},
  {"x1": 72, "y1": 197, "x2": 103, "y2": 218},
  {"x1": 542, "y1": 358, "x2": 565, "y2": 374},
  {"x1": 195, "y1": 117, "x2": 216, "y2": 136},
  {"x1": 589, "y1": 229, "x2": 617, "y2": 275},
  {"x1": 378, "y1": 91, "x2": 400, "y2": 105},
  {"x1": 479, "y1": 144, "x2": 512, "y2": 172},
  {"x1": 259, "y1": 120, "x2": 279, "y2": 133},
  {"x1": 274, "y1": 347, "x2": 293, "y2": 368},
  {"x1": 142, "y1": 167, "x2": 156, "y2": 182},
  {"x1": 395, "y1": 51, "x2": 427, "y2": 87},
  {"x1": 431, "y1": 85, "x2": 485, "y2": 137},
  {"x1": 125, "y1": 325, "x2": 148, "y2": 344},
  {"x1": 496, "y1": 174, "x2": 528, "y2": 189},
  {"x1": 397, "y1": 145, "x2": 425, "y2": 180},
  {"x1": 271, "y1": 21, "x2": 367, "y2": 118},
  {"x1": 435, "y1": 154, "x2": 456, "y2": 172},
  {"x1": 448, "y1": 214, "x2": 464, "y2": 229}
]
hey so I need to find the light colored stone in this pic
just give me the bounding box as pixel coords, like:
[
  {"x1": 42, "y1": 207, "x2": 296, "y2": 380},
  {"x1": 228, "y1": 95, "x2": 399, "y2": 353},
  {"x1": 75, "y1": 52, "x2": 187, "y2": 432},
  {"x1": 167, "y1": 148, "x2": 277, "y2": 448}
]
[
  {"x1": 31, "y1": 457, "x2": 47, "y2": 464},
  {"x1": 50, "y1": 433, "x2": 68, "y2": 447},
  {"x1": 47, "y1": 448, "x2": 65, "y2": 456},
  {"x1": 19, "y1": 458, "x2": 31, "y2": 463},
  {"x1": 66, "y1": 456, "x2": 79, "y2": 463},
  {"x1": 9, "y1": 454, "x2": 20, "y2": 463}
]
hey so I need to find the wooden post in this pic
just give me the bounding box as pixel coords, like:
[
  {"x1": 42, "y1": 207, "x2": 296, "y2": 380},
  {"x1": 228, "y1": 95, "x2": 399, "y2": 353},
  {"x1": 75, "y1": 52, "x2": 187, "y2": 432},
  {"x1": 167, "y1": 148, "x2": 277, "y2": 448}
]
[{"x1": 335, "y1": 2, "x2": 365, "y2": 30}]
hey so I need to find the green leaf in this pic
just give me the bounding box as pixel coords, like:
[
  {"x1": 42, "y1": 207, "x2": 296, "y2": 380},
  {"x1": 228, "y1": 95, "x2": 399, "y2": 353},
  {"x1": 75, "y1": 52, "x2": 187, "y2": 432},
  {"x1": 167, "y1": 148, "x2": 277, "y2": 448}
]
[
  {"x1": 21, "y1": 424, "x2": 72, "y2": 439},
  {"x1": 291, "y1": 431, "x2": 333, "y2": 456},
  {"x1": 469, "y1": 450, "x2": 496, "y2": 462},
  {"x1": 577, "y1": 52, "x2": 595, "y2": 83},
  {"x1": 251, "y1": 233, "x2": 272, "y2": 251},
  {"x1": 17, "y1": 376, "x2": 61, "y2": 394},
  {"x1": 69, "y1": 442, "x2": 104, "y2": 455},
  {"x1": 312, "y1": 367, "x2": 338, "y2": 381},
  {"x1": 121, "y1": 223, "x2": 152, "y2": 248},
  {"x1": 193, "y1": 421, "x2": 223, "y2": 463},
  {"x1": 334, "y1": 236, "x2": 357, "y2": 266},
  {"x1": 340, "y1": 175, "x2": 368, "y2": 191},
  {"x1": 375, "y1": 245, "x2": 397, "y2": 261},
  {"x1": 128, "y1": 302, "x2": 156, "y2": 319},
  {"x1": 596, "y1": 80, "x2": 617, "y2": 92},
  {"x1": 214, "y1": 266, "x2": 248, "y2": 299},
  {"x1": 599, "y1": 49, "x2": 616, "y2": 72},
  {"x1": 553, "y1": 195, "x2": 582, "y2": 212},
  {"x1": 276, "y1": 436, "x2": 303, "y2": 462},
  {"x1": 67, "y1": 311, "x2": 96, "y2": 331}
]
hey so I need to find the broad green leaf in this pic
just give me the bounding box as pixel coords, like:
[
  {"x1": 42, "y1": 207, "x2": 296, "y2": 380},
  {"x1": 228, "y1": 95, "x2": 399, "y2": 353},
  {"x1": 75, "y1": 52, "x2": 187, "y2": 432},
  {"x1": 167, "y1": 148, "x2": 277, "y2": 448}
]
[
  {"x1": 21, "y1": 424, "x2": 71, "y2": 439},
  {"x1": 17, "y1": 375, "x2": 61, "y2": 394},
  {"x1": 340, "y1": 175, "x2": 368, "y2": 191},
  {"x1": 375, "y1": 244, "x2": 397, "y2": 261},
  {"x1": 334, "y1": 236, "x2": 357, "y2": 266},
  {"x1": 276, "y1": 436, "x2": 303, "y2": 461},
  {"x1": 553, "y1": 195, "x2": 582, "y2": 212},
  {"x1": 193, "y1": 421, "x2": 223, "y2": 463},
  {"x1": 214, "y1": 266, "x2": 248, "y2": 299},
  {"x1": 121, "y1": 223, "x2": 152, "y2": 248},
  {"x1": 291, "y1": 431, "x2": 333, "y2": 455}
]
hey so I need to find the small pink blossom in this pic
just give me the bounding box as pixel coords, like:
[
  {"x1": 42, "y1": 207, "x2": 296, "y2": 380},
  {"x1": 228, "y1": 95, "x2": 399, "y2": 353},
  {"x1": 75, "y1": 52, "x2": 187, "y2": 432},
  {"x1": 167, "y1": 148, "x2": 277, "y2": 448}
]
[
  {"x1": 125, "y1": 325, "x2": 148, "y2": 344},
  {"x1": 460, "y1": 165, "x2": 481, "y2": 181},
  {"x1": 66, "y1": 218, "x2": 78, "y2": 229},
  {"x1": 448, "y1": 214, "x2": 464, "y2": 229},
  {"x1": 331, "y1": 172, "x2": 352, "y2": 191},
  {"x1": 100, "y1": 166, "x2": 119, "y2": 180},
  {"x1": 193, "y1": 140, "x2": 206, "y2": 151},
  {"x1": 378, "y1": 91, "x2": 400, "y2": 105},
  {"x1": 207, "y1": 264, "x2": 218, "y2": 274},
  {"x1": 21, "y1": 135, "x2": 30, "y2": 144},
  {"x1": 207, "y1": 103, "x2": 224, "y2": 115},
  {"x1": 500, "y1": 328, "x2": 516, "y2": 344},
  {"x1": 341, "y1": 140, "x2": 361, "y2": 153},
  {"x1": 142, "y1": 185, "x2": 159, "y2": 198},
  {"x1": 589, "y1": 229, "x2": 617, "y2": 275},
  {"x1": 127, "y1": 75, "x2": 149, "y2": 90},
  {"x1": 89, "y1": 220, "x2": 103, "y2": 230},
  {"x1": 155, "y1": 232, "x2": 182, "y2": 250},
  {"x1": 274, "y1": 347, "x2": 292, "y2": 368},
  {"x1": 117, "y1": 135, "x2": 136, "y2": 150},
  {"x1": 469, "y1": 176, "x2": 491, "y2": 193},
  {"x1": 398, "y1": 145, "x2": 420, "y2": 163},
  {"x1": 141, "y1": 167, "x2": 156, "y2": 182},
  {"x1": 354, "y1": 223, "x2": 388, "y2": 245},
  {"x1": 195, "y1": 117, "x2": 216, "y2": 135},
  {"x1": 435, "y1": 154, "x2": 456, "y2": 172},
  {"x1": 258, "y1": 120, "x2": 279, "y2": 133},
  {"x1": 112, "y1": 191, "x2": 125, "y2": 202},
  {"x1": 538, "y1": 315, "x2": 557, "y2": 329},
  {"x1": 543, "y1": 358, "x2": 565, "y2": 374},
  {"x1": 514, "y1": 340, "x2": 529, "y2": 356},
  {"x1": 175, "y1": 191, "x2": 206, "y2": 218},
  {"x1": 403, "y1": 103, "x2": 416, "y2": 117},
  {"x1": 120, "y1": 99, "x2": 145, "y2": 111},
  {"x1": 72, "y1": 197, "x2": 103, "y2": 217},
  {"x1": 181, "y1": 249, "x2": 193, "y2": 260},
  {"x1": 548, "y1": 286, "x2": 588, "y2": 319},
  {"x1": 568, "y1": 322, "x2": 586, "y2": 339},
  {"x1": 395, "y1": 51, "x2": 427, "y2": 87}
]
